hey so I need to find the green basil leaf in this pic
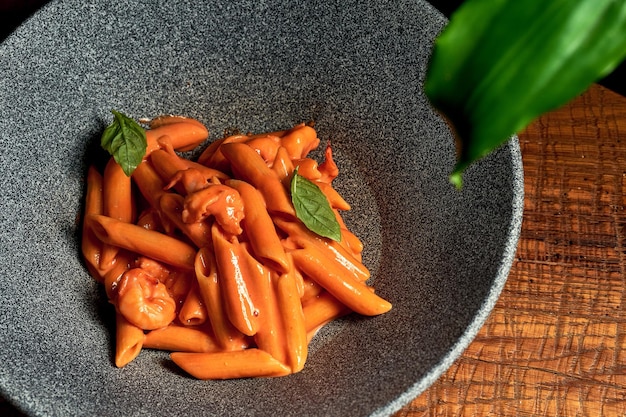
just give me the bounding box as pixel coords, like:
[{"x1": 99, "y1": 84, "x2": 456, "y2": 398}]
[
  {"x1": 290, "y1": 169, "x2": 342, "y2": 242},
  {"x1": 424, "y1": 0, "x2": 626, "y2": 187},
  {"x1": 100, "y1": 110, "x2": 147, "y2": 176}
]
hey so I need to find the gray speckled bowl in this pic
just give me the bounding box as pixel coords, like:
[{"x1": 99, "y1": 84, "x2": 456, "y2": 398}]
[{"x1": 0, "y1": 1, "x2": 523, "y2": 416}]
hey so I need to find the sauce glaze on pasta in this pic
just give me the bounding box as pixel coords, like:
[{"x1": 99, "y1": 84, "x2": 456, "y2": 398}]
[{"x1": 81, "y1": 115, "x2": 391, "y2": 379}]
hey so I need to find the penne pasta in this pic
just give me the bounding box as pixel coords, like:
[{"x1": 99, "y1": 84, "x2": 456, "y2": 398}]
[
  {"x1": 291, "y1": 243, "x2": 391, "y2": 316},
  {"x1": 101, "y1": 157, "x2": 134, "y2": 269},
  {"x1": 211, "y1": 224, "x2": 259, "y2": 337},
  {"x1": 103, "y1": 157, "x2": 134, "y2": 223},
  {"x1": 87, "y1": 214, "x2": 196, "y2": 270},
  {"x1": 144, "y1": 325, "x2": 219, "y2": 353},
  {"x1": 170, "y1": 349, "x2": 291, "y2": 380},
  {"x1": 279, "y1": 123, "x2": 320, "y2": 160},
  {"x1": 150, "y1": 146, "x2": 228, "y2": 193},
  {"x1": 132, "y1": 160, "x2": 169, "y2": 210},
  {"x1": 178, "y1": 282, "x2": 207, "y2": 326},
  {"x1": 244, "y1": 134, "x2": 281, "y2": 164},
  {"x1": 302, "y1": 291, "x2": 352, "y2": 342},
  {"x1": 272, "y1": 145, "x2": 295, "y2": 185},
  {"x1": 316, "y1": 181, "x2": 351, "y2": 211},
  {"x1": 293, "y1": 158, "x2": 321, "y2": 181},
  {"x1": 197, "y1": 134, "x2": 249, "y2": 172},
  {"x1": 149, "y1": 115, "x2": 207, "y2": 131},
  {"x1": 275, "y1": 254, "x2": 308, "y2": 373},
  {"x1": 83, "y1": 118, "x2": 391, "y2": 377},
  {"x1": 274, "y1": 216, "x2": 370, "y2": 282},
  {"x1": 300, "y1": 276, "x2": 325, "y2": 303},
  {"x1": 226, "y1": 179, "x2": 289, "y2": 273},
  {"x1": 114, "y1": 312, "x2": 144, "y2": 368},
  {"x1": 194, "y1": 247, "x2": 249, "y2": 351},
  {"x1": 239, "y1": 244, "x2": 285, "y2": 365},
  {"x1": 82, "y1": 165, "x2": 105, "y2": 281},
  {"x1": 219, "y1": 142, "x2": 295, "y2": 216},
  {"x1": 145, "y1": 117, "x2": 209, "y2": 155}
]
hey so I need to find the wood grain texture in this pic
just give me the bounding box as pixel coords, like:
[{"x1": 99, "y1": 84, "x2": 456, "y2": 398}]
[{"x1": 396, "y1": 84, "x2": 626, "y2": 417}]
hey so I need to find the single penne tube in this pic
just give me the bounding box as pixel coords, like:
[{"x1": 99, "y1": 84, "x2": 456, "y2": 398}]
[
  {"x1": 83, "y1": 165, "x2": 103, "y2": 222},
  {"x1": 115, "y1": 312, "x2": 144, "y2": 368},
  {"x1": 158, "y1": 193, "x2": 213, "y2": 248},
  {"x1": 324, "y1": 237, "x2": 368, "y2": 280},
  {"x1": 86, "y1": 214, "x2": 196, "y2": 270},
  {"x1": 275, "y1": 254, "x2": 308, "y2": 373},
  {"x1": 103, "y1": 157, "x2": 134, "y2": 223},
  {"x1": 219, "y1": 142, "x2": 295, "y2": 216},
  {"x1": 291, "y1": 244, "x2": 391, "y2": 316},
  {"x1": 238, "y1": 243, "x2": 285, "y2": 364},
  {"x1": 211, "y1": 224, "x2": 259, "y2": 336},
  {"x1": 226, "y1": 179, "x2": 289, "y2": 273},
  {"x1": 302, "y1": 291, "x2": 352, "y2": 343},
  {"x1": 194, "y1": 247, "x2": 248, "y2": 351},
  {"x1": 273, "y1": 217, "x2": 370, "y2": 281},
  {"x1": 101, "y1": 158, "x2": 134, "y2": 268},
  {"x1": 145, "y1": 118, "x2": 209, "y2": 155},
  {"x1": 143, "y1": 325, "x2": 219, "y2": 353},
  {"x1": 170, "y1": 348, "x2": 291, "y2": 380},
  {"x1": 279, "y1": 123, "x2": 320, "y2": 160},
  {"x1": 178, "y1": 282, "x2": 207, "y2": 326},
  {"x1": 148, "y1": 114, "x2": 207, "y2": 131},
  {"x1": 83, "y1": 236, "x2": 104, "y2": 282},
  {"x1": 82, "y1": 165, "x2": 104, "y2": 281}
]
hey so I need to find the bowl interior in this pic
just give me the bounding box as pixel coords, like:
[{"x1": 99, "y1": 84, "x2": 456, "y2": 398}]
[{"x1": 0, "y1": 1, "x2": 523, "y2": 416}]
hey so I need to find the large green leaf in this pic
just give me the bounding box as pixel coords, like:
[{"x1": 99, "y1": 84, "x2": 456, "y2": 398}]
[{"x1": 424, "y1": 0, "x2": 626, "y2": 187}]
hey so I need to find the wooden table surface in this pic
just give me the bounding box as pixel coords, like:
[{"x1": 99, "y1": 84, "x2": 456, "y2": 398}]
[
  {"x1": 396, "y1": 83, "x2": 626, "y2": 416},
  {"x1": 2, "y1": 83, "x2": 625, "y2": 416}
]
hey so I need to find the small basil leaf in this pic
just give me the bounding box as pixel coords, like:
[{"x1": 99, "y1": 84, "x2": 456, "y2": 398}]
[
  {"x1": 100, "y1": 110, "x2": 147, "y2": 176},
  {"x1": 290, "y1": 169, "x2": 342, "y2": 242},
  {"x1": 424, "y1": 0, "x2": 626, "y2": 187}
]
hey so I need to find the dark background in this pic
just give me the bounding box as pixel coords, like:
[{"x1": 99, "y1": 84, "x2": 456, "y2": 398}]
[{"x1": 1, "y1": 0, "x2": 624, "y2": 96}]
